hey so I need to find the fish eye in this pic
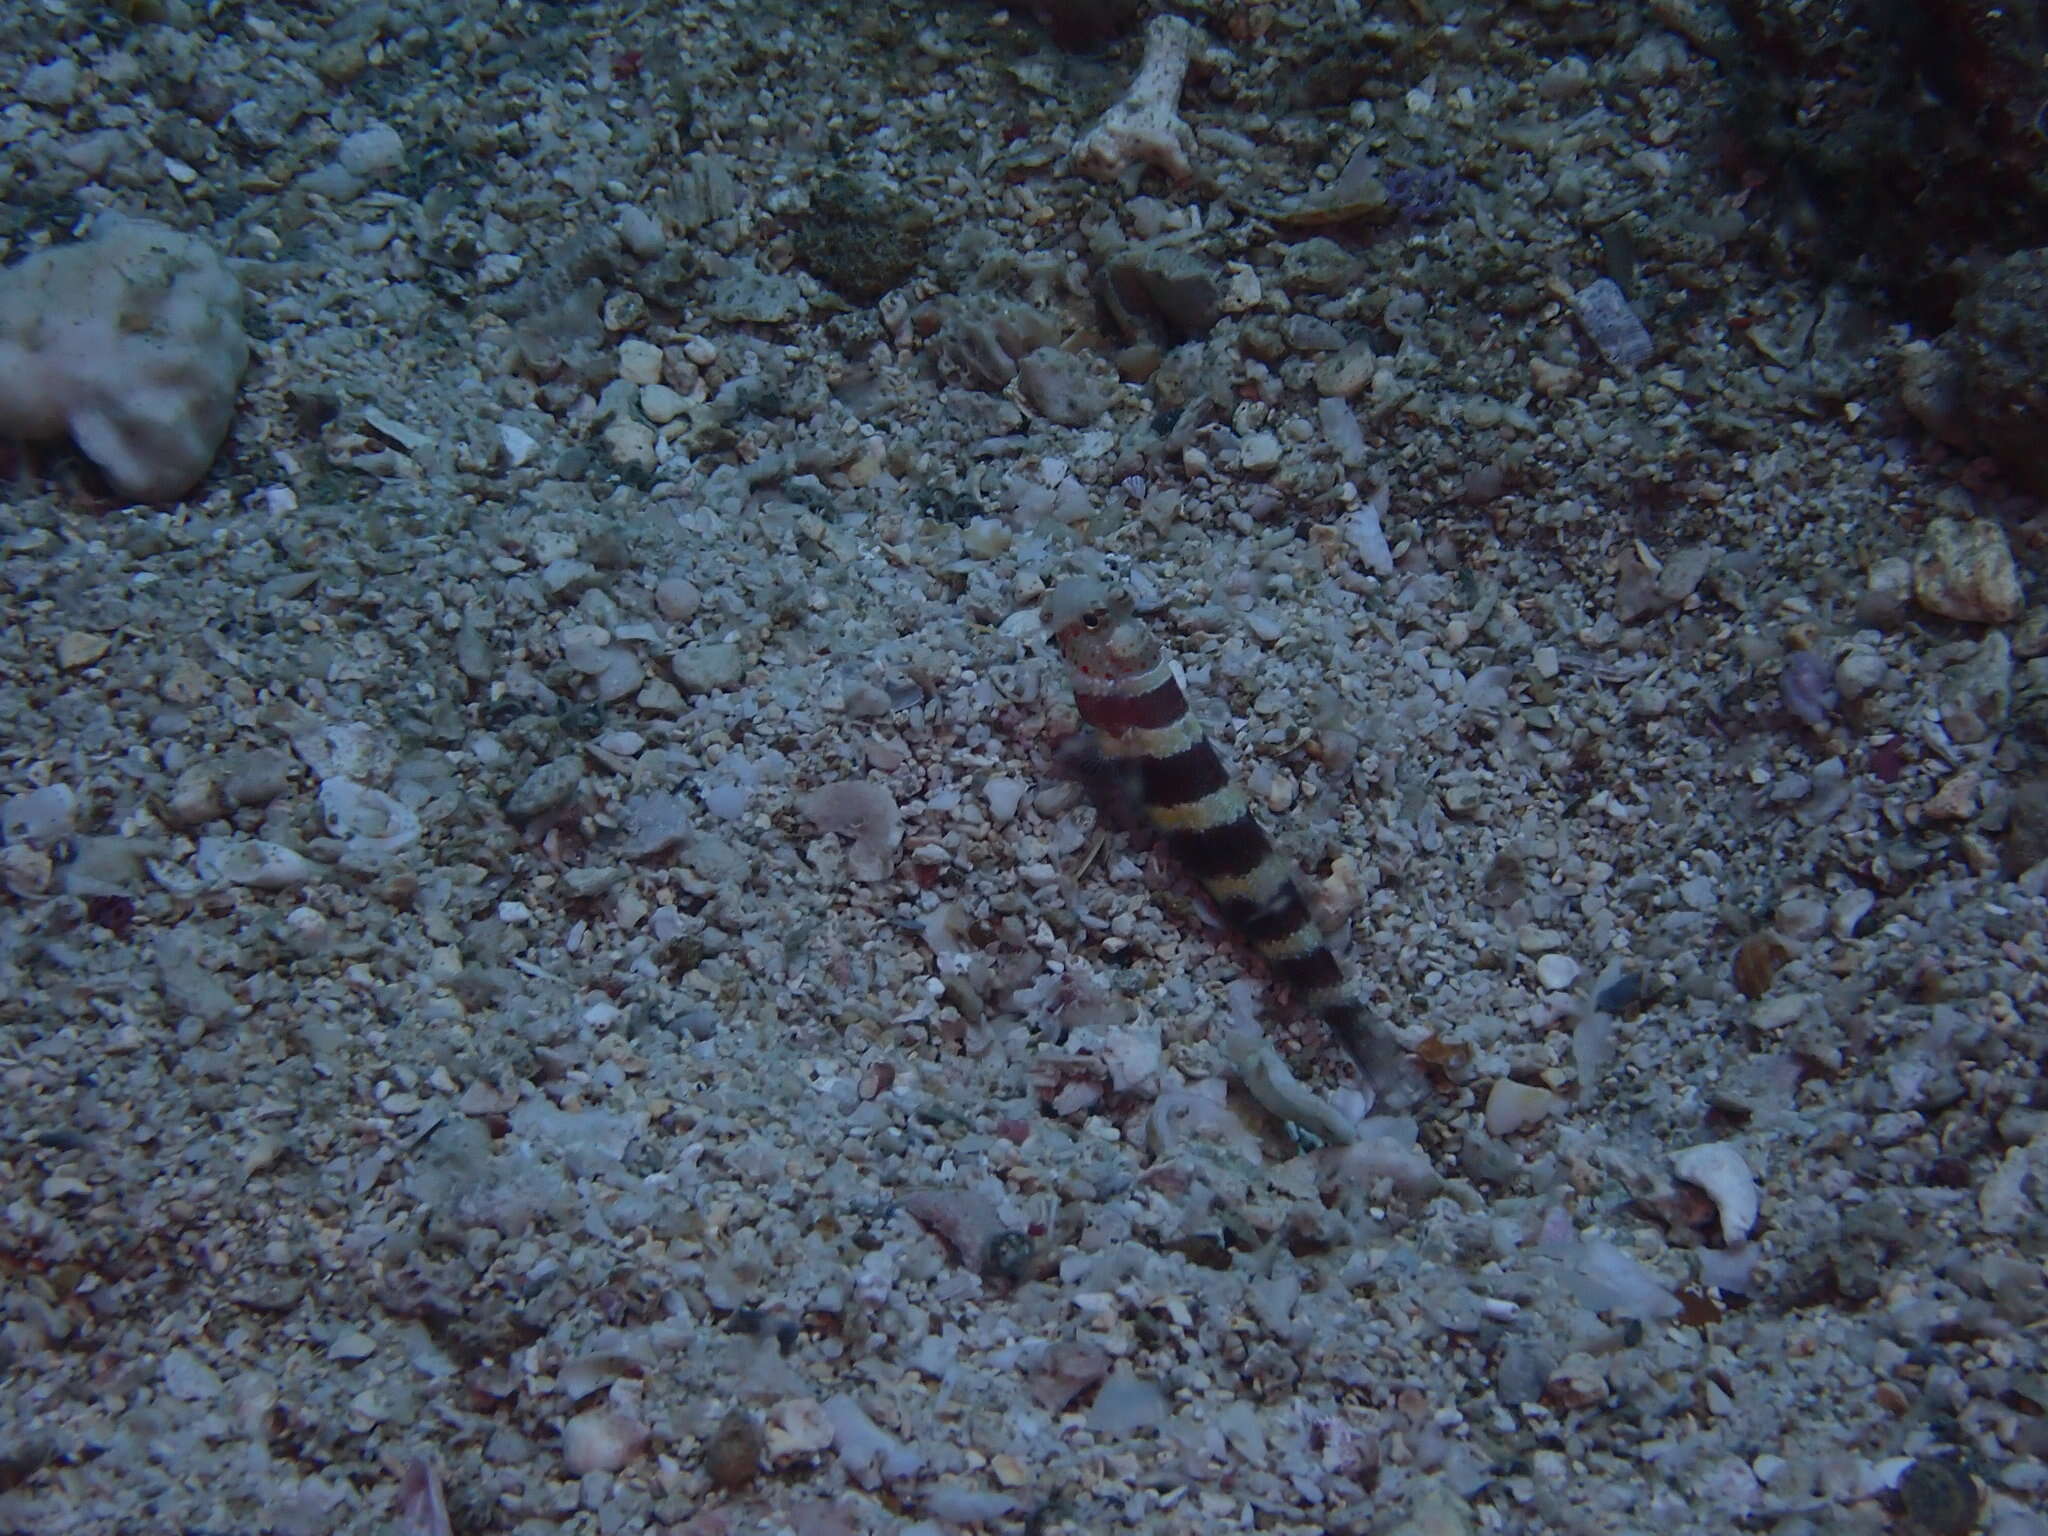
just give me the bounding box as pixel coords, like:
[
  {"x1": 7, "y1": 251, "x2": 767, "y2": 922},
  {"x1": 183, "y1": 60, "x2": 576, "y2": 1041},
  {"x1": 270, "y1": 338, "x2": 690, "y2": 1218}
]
[{"x1": 1081, "y1": 609, "x2": 1105, "y2": 630}]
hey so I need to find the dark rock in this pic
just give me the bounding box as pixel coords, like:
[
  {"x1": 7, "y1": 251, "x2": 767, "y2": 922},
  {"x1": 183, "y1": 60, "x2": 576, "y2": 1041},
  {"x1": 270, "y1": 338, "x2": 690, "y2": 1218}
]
[
  {"x1": 1024, "y1": 0, "x2": 1144, "y2": 51},
  {"x1": 1955, "y1": 247, "x2": 2048, "y2": 493},
  {"x1": 792, "y1": 175, "x2": 929, "y2": 305},
  {"x1": 2001, "y1": 772, "x2": 2048, "y2": 879},
  {"x1": 1102, "y1": 244, "x2": 1223, "y2": 344},
  {"x1": 1716, "y1": 0, "x2": 2048, "y2": 328}
]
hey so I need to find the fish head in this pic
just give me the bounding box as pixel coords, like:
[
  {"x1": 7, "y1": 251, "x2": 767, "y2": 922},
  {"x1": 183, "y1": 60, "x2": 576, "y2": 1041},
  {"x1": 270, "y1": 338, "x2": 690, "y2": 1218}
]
[{"x1": 1045, "y1": 577, "x2": 1159, "y2": 682}]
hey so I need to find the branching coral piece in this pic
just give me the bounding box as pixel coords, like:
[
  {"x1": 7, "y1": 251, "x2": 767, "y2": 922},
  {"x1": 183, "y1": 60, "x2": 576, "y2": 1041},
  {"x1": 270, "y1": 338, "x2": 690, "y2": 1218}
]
[{"x1": 1072, "y1": 14, "x2": 1209, "y2": 183}]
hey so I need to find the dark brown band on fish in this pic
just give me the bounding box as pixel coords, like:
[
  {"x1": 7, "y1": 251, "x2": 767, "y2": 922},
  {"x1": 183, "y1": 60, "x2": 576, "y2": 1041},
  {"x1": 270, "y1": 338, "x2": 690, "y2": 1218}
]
[
  {"x1": 1140, "y1": 742, "x2": 1231, "y2": 811},
  {"x1": 1074, "y1": 678, "x2": 1189, "y2": 735},
  {"x1": 1236, "y1": 886, "x2": 1317, "y2": 947},
  {"x1": 1171, "y1": 817, "x2": 1273, "y2": 883},
  {"x1": 1267, "y1": 946, "x2": 1346, "y2": 996}
]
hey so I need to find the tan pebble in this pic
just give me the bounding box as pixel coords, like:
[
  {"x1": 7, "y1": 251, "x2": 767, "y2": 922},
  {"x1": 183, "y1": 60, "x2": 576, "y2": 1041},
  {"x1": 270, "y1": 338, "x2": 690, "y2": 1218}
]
[
  {"x1": 166, "y1": 766, "x2": 225, "y2": 827},
  {"x1": 159, "y1": 658, "x2": 213, "y2": 706},
  {"x1": 602, "y1": 418, "x2": 656, "y2": 468},
  {"x1": 639, "y1": 383, "x2": 687, "y2": 424},
  {"x1": 617, "y1": 338, "x2": 663, "y2": 385},
  {"x1": 841, "y1": 439, "x2": 884, "y2": 486},
  {"x1": 1314, "y1": 341, "x2": 1375, "y2": 398},
  {"x1": 1834, "y1": 645, "x2": 1885, "y2": 700},
  {"x1": 653, "y1": 575, "x2": 701, "y2": 621},
  {"x1": 1530, "y1": 355, "x2": 1579, "y2": 397},
  {"x1": 1913, "y1": 516, "x2": 2022, "y2": 624},
  {"x1": 1924, "y1": 769, "x2": 1979, "y2": 821},
  {"x1": 1263, "y1": 771, "x2": 1297, "y2": 814},
  {"x1": 58, "y1": 631, "x2": 112, "y2": 670},
  {"x1": 990, "y1": 1453, "x2": 1028, "y2": 1488},
  {"x1": 1484, "y1": 1079, "x2": 1558, "y2": 1137},
  {"x1": 1544, "y1": 1351, "x2": 1608, "y2": 1409}
]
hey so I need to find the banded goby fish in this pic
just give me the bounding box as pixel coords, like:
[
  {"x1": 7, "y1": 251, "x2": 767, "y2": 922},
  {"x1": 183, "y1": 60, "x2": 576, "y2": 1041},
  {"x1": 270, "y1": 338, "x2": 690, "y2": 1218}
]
[{"x1": 1046, "y1": 576, "x2": 1423, "y2": 1109}]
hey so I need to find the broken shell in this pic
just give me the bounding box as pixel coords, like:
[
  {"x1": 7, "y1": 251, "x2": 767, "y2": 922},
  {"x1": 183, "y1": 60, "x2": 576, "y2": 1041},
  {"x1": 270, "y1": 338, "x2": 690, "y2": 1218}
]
[
  {"x1": 1672, "y1": 1141, "x2": 1759, "y2": 1246},
  {"x1": 320, "y1": 779, "x2": 421, "y2": 864},
  {"x1": 0, "y1": 844, "x2": 53, "y2": 898},
  {"x1": 762, "y1": 1395, "x2": 835, "y2": 1464},
  {"x1": 556, "y1": 1349, "x2": 649, "y2": 1401},
  {"x1": 1572, "y1": 278, "x2": 1653, "y2": 370},
  {"x1": 396, "y1": 1458, "x2": 451, "y2": 1536},
  {"x1": 194, "y1": 836, "x2": 322, "y2": 890},
  {"x1": 561, "y1": 1407, "x2": 648, "y2": 1475},
  {"x1": 1225, "y1": 1030, "x2": 1359, "y2": 1145}
]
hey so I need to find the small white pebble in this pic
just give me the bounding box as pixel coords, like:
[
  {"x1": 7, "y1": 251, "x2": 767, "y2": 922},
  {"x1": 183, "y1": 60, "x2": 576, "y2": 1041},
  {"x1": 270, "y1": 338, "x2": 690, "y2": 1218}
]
[
  {"x1": 985, "y1": 776, "x2": 1026, "y2": 825},
  {"x1": 1534, "y1": 953, "x2": 1580, "y2": 991},
  {"x1": 498, "y1": 900, "x2": 534, "y2": 924},
  {"x1": 640, "y1": 383, "x2": 687, "y2": 424},
  {"x1": 336, "y1": 122, "x2": 404, "y2": 178},
  {"x1": 282, "y1": 906, "x2": 330, "y2": 954},
  {"x1": 498, "y1": 423, "x2": 538, "y2": 467},
  {"x1": 1485, "y1": 1079, "x2": 1558, "y2": 1137},
  {"x1": 617, "y1": 204, "x2": 664, "y2": 259},
  {"x1": 701, "y1": 782, "x2": 749, "y2": 820}
]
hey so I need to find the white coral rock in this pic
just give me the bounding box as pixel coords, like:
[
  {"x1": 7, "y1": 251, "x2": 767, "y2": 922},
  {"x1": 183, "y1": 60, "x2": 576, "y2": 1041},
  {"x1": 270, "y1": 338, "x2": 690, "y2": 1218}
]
[
  {"x1": 1673, "y1": 1140, "x2": 1760, "y2": 1246},
  {"x1": 1072, "y1": 15, "x2": 1209, "y2": 183},
  {"x1": 0, "y1": 216, "x2": 249, "y2": 501}
]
